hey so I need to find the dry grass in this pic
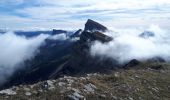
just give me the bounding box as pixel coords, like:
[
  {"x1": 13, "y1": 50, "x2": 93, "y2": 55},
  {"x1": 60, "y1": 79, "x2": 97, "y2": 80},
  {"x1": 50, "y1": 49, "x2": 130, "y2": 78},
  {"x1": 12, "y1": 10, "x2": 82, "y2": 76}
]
[{"x1": 0, "y1": 62, "x2": 170, "y2": 100}]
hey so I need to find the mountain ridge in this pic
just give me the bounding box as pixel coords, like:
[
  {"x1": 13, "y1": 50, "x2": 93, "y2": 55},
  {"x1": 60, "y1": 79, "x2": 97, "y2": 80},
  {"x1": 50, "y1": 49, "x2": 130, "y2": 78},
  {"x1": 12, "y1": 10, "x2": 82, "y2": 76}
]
[{"x1": 1, "y1": 19, "x2": 168, "y2": 92}]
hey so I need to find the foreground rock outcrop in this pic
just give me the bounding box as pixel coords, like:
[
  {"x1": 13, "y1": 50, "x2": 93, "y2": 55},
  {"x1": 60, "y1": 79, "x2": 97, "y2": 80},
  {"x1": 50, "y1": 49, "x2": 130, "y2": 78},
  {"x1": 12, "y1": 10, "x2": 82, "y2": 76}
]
[{"x1": 0, "y1": 62, "x2": 170, "y2": 100}]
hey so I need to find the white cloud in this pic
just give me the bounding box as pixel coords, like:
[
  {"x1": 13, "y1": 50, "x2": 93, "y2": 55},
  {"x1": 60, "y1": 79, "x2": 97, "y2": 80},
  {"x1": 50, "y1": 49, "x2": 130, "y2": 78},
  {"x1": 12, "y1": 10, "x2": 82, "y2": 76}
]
[
  {"x1": 0, "y1": 32, "x2": 49, "y2": 85},
  {"x1": 1, "y1": 0, "x2": 170, "y2": 30},
  {"x1": 90, "y1": 25, "x2": 170, "y2": 63},
  {"x1": 0, "y1": 31, "x2": 81, "y2": 85}
]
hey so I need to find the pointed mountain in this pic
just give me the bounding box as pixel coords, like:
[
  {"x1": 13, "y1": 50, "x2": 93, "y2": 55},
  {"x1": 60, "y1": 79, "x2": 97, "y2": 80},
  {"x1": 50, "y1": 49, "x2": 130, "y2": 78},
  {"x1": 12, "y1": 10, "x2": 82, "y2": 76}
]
[
  {"x1": 84, "y1": 19, "x2": 108, "y2": 32},
  {"x1": 64, "y1": 20, "x2": 115, "y2": 75},
  {"x1": 81, "y1": 19, "x2": 112, "y2": 43}
]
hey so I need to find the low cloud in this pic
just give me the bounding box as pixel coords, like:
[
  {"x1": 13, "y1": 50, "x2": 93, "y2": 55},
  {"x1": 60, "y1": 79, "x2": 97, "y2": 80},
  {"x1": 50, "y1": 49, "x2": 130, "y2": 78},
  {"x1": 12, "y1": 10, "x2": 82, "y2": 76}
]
[
  {"x1": 0, "y1": 32, "x2": 49, "y2": 85},
  {"x1": 0, "y1": 31, "x2": 76, "y2": 85},
  {"x1": 90, "y1": 25, "x2": 170, "y2": 63},
  {"x1": 49, "y1": 33, "x2": 67, "y2": 40}
]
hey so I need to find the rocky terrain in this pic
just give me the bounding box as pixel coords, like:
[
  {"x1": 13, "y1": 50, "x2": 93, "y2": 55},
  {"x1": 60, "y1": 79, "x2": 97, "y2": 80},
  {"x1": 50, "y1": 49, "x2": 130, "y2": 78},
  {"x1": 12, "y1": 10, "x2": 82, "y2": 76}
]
[{"x1": 0, "y1": 61, "x2": 170, "y2": 100}]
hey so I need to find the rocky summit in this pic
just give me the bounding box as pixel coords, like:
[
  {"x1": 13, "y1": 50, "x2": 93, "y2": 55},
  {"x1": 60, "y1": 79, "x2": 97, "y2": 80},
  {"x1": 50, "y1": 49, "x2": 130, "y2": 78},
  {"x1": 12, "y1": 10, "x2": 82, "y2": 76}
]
[{"x1": 84, "y1": 19, "x2": 108, "y2": 32}]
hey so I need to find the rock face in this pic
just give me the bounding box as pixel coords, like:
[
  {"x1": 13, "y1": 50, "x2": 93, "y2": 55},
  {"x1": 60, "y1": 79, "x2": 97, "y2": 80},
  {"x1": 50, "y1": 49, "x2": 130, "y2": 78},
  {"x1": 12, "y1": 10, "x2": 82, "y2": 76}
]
[
  {"x1": 80, "y1": 31, "x2": 113, "y2": 43},
  {"x1": 84, "y1": 19, "x2": 108, "y2": 32},
  {"x1": 82, "y1": 19, "x2": 112, "y2": 43}
]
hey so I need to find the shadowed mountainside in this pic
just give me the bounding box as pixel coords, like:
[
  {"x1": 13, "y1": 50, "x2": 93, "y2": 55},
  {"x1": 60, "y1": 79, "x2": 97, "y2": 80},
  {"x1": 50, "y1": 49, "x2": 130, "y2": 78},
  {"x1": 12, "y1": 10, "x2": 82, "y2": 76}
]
[{"x1": 1, "y1": 19, "x2": 116, "y2": 89}]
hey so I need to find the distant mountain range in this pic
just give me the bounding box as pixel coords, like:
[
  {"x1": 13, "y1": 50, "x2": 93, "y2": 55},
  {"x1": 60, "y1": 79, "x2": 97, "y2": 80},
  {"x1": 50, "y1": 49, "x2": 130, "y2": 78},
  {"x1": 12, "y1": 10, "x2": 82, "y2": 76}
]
[{"x1": 0, "y1": 29, "x2": 75, "y2": 38}]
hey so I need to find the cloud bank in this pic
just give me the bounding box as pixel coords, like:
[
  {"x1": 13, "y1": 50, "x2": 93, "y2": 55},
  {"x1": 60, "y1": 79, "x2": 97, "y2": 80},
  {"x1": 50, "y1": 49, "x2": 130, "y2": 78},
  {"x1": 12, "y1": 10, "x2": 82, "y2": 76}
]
[
  {"x1": 0, "y1": 32, "x2": 49, "y2": 85},
  {"x1": 90, "y1": 25, "x2": 170, "y2": 63},
  {"x1": 0, "y1": 31, "x2": 74, "y2": 85}
]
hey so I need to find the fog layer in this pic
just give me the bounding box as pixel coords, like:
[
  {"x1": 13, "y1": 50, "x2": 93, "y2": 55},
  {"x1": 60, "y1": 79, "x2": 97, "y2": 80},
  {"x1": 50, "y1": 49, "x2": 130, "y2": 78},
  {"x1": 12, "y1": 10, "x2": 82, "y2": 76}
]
[{"x1": 90, "y1": 25, "x2": 170, "y2": 63}]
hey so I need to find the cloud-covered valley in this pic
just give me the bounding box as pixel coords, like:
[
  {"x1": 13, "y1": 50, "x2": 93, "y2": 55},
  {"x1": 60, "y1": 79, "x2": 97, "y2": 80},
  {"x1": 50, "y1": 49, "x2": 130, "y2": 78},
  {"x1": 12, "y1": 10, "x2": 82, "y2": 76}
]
[{"x1": 90, "y1": 25, "x2": 170, "y2": 63}]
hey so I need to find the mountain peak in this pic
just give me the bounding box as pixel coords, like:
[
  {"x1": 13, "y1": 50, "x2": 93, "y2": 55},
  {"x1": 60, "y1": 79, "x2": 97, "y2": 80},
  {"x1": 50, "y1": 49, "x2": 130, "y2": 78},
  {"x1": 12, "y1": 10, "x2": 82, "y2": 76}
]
[
  {"x1": 139, "y1": 31, "x2": 155, "y2": 38},
  {"x1": 84, "y1": 19, "x2": 108, "y2": 32}
]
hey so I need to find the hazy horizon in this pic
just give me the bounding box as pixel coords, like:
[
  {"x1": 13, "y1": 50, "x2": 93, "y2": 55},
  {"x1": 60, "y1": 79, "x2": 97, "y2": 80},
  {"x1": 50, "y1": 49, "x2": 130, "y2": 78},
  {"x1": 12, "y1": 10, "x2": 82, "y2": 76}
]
[{"x1": 0, "y1": 0, "x2": 170, "y2": 30}]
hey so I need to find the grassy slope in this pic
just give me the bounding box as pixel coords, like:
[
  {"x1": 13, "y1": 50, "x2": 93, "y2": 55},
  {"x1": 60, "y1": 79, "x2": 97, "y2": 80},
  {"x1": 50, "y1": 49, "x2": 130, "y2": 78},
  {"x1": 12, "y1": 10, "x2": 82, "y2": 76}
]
[{"x1": 0, "y1": 62, "x2": 170, "y2": 100}]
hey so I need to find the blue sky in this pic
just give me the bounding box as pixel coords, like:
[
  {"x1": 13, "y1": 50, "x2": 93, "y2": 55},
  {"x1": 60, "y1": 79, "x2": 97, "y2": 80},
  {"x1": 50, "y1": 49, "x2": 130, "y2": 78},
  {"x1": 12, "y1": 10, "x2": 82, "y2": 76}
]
[{"x1": 0, "y1": 0, "x2": 170, "y2": 30}]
